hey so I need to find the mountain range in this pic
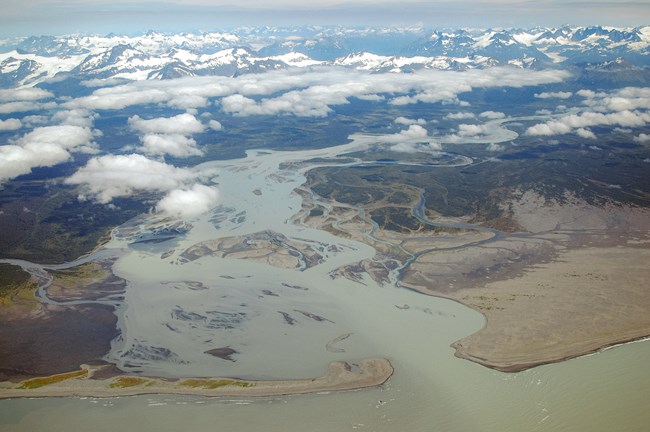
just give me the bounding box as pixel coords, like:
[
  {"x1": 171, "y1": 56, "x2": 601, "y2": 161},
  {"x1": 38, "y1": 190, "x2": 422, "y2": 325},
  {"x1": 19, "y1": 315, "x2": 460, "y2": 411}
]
[{"x1": 0, "y1": 25, "x2": 648, "y2": 87}]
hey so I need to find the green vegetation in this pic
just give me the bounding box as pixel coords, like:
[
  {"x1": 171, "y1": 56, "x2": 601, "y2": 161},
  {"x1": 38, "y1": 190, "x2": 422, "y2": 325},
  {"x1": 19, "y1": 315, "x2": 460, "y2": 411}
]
[
  {"x1": 18, "y1": 369, "x2": 88, "y2": 389},
  {"x1": 0, "y1": 263, "x2": 37, "y2": 306},
  {"x1": 109, "y1": 377, "x2": 151, "y2": 388},
  {"x1": 50, "y1": 263, "x2": 106, "y2": 285},
  {"x1": 180, "y1": 378, "x2": 255, "y2": 389},
  {"x1": 0, "y1": 182, "x2": 148, "y2": 264}
]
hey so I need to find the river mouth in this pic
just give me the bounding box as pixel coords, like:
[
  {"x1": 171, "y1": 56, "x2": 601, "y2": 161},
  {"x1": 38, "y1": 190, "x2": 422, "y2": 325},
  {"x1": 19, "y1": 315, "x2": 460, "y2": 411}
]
[{"x1": 1, "y1": 127, "x2": 650, "y2": 432}]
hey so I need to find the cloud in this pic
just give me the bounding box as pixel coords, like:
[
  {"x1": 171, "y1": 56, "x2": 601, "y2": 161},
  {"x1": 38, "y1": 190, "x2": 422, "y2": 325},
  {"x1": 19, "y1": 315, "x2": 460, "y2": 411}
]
[
  {"x1": 127, "y1": 113, "x2": 206, "y2": 158},
  {"x1": 65, "y1": 153, "x2": 219, "y2": 218},
  {"x1": 377, "y1": 125, "x2": 441, "y2": 152},
  {"x1": 0, "y1": 144, "x2": 69, "y2": 183},
  {"x1": 52, "y1": 109, "x2": 98, "y2": 128},
  {"x1": 575, "y1": 128, "x2": 596, "y2": 139},
  {"x1": 456, "y1": 123, "x2": 492, "y2": 138},
  {"x1": 577, "y1": 89, "x2": 597, "y2": 99},
  {"x1": 17, "y1": 125, "x2": 98, "y2": 154},
  {"x1": 441, "y1": 120, "x2": 517, "y2": 144},
  {"x1": 64, "y1": 153, "x2": 201, "y2": 203},
  {"x1": 0, "y1": 88, "x2": 53, "y2": 103},
  {"x1": 156, "y1": 184, "x2": 219, "y2": 219},
  {"x1": 0, "y1": 125, "x2": 97, "y2": 183},
  {"x1": 0, "y1": 101, "x2": 57, "y2": 114},
  {"x1": 391, "y1": 141, "x2": 441, "y2": 153},
  {"x1": 535, "y1": 91, "x2": 572, "y2": 99},
  {"x1": 20, "y1": 115, "x2": 49, "y2": 126},
  {"x1": 395, "y1": 117, "x2": 426, "y2": 125},
  {"x1": 582, "y1": 87, "x2": 650, "y2": 113},
  {"x1": 525, "y1": 110, "x2": 650, "y2": 137},
  {"x1": 487, "y1": 143, "x2": 504, "y2": 151},
  {"x1": 479, "y1": 111, "x2": 506, "y2": 119},
  {"x1": 444, "y1": 112, "x2": 475, "y2": 120},
  {"x1": 0, "y1": 87, "x2": 56, "y2": 114},
  {"x1": 634, "y1": 133, "x2": 650, "y2": 143},
  {"x1": 0, "y1": 118, "x2": 22, "y2": 131},
  {"x1": 67, "y1": 67, "x2": 570, "y2": 118},
  {"x1": 208, "y1": 119, "x2": 223, "y2": 130},
  {"x1": 139, "y1": 134, "x2": 203, "y2": 157},
  {"x1": 128, "y1": 113, "x2": 205, "y2": 135},
  {"x1": 378, "y1": 125, "x2": 429, "y2": 143},
  {"x1": 349, "y1": 125, "x2": 440, "y2": 153}
]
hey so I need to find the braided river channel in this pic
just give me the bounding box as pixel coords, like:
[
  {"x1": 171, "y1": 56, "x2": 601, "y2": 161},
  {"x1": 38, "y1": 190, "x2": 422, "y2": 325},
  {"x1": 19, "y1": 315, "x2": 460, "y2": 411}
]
[{"x1": 1, "y1": 137, "x2": 649, "y2": 431}]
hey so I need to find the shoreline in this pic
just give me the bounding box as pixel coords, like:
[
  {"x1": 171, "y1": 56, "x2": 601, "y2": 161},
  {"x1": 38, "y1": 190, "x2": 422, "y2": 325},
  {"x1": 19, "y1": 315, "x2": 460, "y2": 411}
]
[
  {"x1": 0, "y1": 358, "x2": 393, "y2": 400},
  {"x1": 401, "y1": 245, "x2": 650, "y2": 373},
  {"x1": 452, "y1": 328, "x2": 650, "y2": 373},
  {"x1": 404, "y1": 280, "x2": 650, "y2": 373}
]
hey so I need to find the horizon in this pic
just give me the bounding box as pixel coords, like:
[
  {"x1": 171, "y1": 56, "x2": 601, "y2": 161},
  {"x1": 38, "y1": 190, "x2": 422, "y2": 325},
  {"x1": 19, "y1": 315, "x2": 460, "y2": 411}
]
[
  {"x1": 1, "y1": 1, "x2": 649, "y2": 38},
  {"x1": 2, "y1": 22, "x2": 650, "y2": 40}
]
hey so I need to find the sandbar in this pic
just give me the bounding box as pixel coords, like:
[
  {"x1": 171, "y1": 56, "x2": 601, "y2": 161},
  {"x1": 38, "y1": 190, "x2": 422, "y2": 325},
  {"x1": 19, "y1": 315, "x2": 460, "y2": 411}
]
[{"x1": 0, "y1": 358, "x2": 393, "y2": 399}]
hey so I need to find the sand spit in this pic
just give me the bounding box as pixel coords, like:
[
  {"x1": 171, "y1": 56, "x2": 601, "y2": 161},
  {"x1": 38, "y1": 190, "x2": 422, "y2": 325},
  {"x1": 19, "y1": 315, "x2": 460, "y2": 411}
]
[
  {"x1": 0, "y1": 358, "x2": 393, "y2": 399},
  {"x1": 404, "y1": 245, "x2": 650, "y2": 372}
]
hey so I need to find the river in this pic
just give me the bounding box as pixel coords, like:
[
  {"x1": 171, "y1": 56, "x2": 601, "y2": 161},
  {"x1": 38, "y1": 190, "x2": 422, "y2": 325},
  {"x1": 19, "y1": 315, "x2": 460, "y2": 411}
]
[{"x1": 1, "y1": 136, "x2": 649, "y2": 431}]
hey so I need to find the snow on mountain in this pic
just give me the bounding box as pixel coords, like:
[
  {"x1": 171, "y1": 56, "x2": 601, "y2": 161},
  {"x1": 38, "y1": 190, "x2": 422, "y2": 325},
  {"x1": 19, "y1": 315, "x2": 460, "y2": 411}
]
[
  {"x1": 0, "y1": 50, "x2": 87, "y2": 86},
  {"x1": 0, "y1": 25, "x2": 648, "y2": 88}
]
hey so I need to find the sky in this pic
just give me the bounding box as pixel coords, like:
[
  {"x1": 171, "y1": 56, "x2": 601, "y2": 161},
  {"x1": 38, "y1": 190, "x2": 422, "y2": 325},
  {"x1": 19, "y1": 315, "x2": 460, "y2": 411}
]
[{"x1": 1, "y1": 0, "x2": 649, "y2": 37}]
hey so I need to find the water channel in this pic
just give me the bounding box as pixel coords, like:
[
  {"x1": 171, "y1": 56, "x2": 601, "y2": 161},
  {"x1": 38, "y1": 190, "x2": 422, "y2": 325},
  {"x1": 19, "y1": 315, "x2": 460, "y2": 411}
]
[{"x1": 1, "y1": 136, "x2": 649, "y2": 431}]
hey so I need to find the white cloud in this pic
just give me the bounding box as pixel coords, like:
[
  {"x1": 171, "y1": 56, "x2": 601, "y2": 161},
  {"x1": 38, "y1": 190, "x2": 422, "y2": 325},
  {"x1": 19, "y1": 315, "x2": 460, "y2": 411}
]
[
  {"x1": 525, "y1": 110, "x2": 650, "y2": 137},
  {"x1": 0, "y1": 88, "x2": 53, "y2": 103},
  {"x1": 378, "y1": 125, "x2": 429, "y2": 143},
  {"x1": 67, "y1": 67, "x2": 570, "y2": 118},
  {"x1": 139, "y1": 134, "x2": 203, "y2": 158},
  {"x1": 487, "y1": 143, "x2": 504, "y2": 151},
  {"x1": 128, "y1": 113, "x2": 206, "y2": 158},
  {"x1": 65, "y1": 153, "x2": 201, "y2": 203},
  {"x1": 382, "y1": 125, "x2": 441, "y2": 152},
  {"x1": 391, "y1": 141, "x2": 442, "y2": 153},
  {"x1": 575, "y1": 128, "x2": 596, "y2": 139},
  {"x1": 20, "y1": 115, "x2": 49, "y2": 126},
  {"x1": 65, "y1": 154, "x2": 219, "y2": 219},
  {"x1": 17, "y1": 125, "x2": 98, "y2": 154},
  {"x1": 479, "y1": 111, "x2": 506, "y2": 119},
  {"x1": 52, "y1": 109, "x2": 97, "y2": 128},
  {"x1": 0, "y1": 101, "x2": 57, "y2": 114},
  {"x1": 634, "y1": 133, "x2": 650, "y2": 143},
  {"x1": 208, "y1": 119, "x2": 223, "y2": 130},
  {"x1": 156, "y1": 184, "x2": 219, "y2": 219},
  {"x1": 0, "y1": 118, "x2": 22, "y2": 131},
  {"x1": 535, "y1": 91, "x2": 572, "y2": 99},
  {"x1": 128, "y1": 113, "x2": 205, "y2": 135},
  {"x1": 456, "y1": 123, "x2": 492, "y2": 138},
  {"x1": 350, "y1": 125, "x2": 440, "y2": 153},
  {"x1": 395, "y1": 116, "x2": 426, "y2": 125},
  {"x1": 0, "y1": 144, "x2": 69, "y2": 183},
  {"x1": 581, "y1": 87, "x2": 650, "y2": 113},
  {"x1": 0, "y1": 125, "x2": 97, "y2": 183},
  {"x1": 444, "y1": 112, "x2": 475, "y2": 120},
  {"x1": 577, "y1": 89, "x2": 597, "y2": 99}
]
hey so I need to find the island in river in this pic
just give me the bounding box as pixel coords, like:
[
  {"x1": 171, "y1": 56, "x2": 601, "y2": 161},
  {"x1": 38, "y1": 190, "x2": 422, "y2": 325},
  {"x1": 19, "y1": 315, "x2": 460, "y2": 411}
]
[{"x1": 1, "y1": 125, "x2": 650, "y2": 399}]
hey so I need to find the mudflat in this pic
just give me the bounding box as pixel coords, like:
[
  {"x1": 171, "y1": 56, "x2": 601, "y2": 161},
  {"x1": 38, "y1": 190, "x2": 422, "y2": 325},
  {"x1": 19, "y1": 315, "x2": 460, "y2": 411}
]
[{"x1": 449, "y1": 246, "x2": 650, "y2": 371}]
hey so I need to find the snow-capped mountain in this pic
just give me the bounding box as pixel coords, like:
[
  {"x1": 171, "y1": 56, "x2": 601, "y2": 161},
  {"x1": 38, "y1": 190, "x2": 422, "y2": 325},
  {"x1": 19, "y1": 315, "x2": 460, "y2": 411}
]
[{"x1": 0, "y1": 25, "x2": 648, "y2": 87}]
